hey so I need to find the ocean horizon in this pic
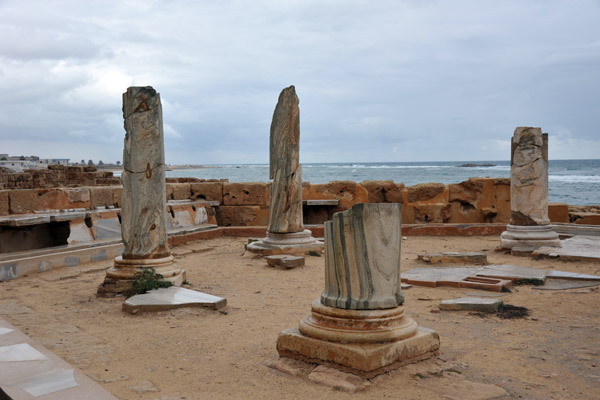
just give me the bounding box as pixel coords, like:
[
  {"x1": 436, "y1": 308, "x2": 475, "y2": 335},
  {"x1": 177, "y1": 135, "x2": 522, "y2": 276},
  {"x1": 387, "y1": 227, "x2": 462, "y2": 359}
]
[{"x1": 165, "y1": 159, "x2": 600, "y2": 205}]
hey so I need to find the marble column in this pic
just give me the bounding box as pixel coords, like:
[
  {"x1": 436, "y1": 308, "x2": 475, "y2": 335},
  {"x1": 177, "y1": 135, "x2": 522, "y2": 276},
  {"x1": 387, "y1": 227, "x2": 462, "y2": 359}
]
[
  {"x1": 98, "y1": 86, "x2": 185, "y2": 297},
  {"x1": 277, "y1": 204, "x2": 439, "y2": 377},
  {"x1": 500, "y1": 127, "x2": 560, "y2": 250},
  {"x1": 247, "y1": 86, "x2": 323, "y2": 255}
]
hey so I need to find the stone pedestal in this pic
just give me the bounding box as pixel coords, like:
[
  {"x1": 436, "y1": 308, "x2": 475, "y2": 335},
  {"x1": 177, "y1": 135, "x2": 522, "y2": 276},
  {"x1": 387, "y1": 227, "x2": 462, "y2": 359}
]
[
  {"x1": 501, "y1": 127, "x2": 560, "y2": 250},
  {"x1": 98, "y1": 87, "x2": 184, "y2": 297},
  {"x1": 248, "y1": 85, "x2": 323, "y2": 255},
  {"x1": 276, "y1": 204, "x2": 439, "y2": 376},
  {"x1": 247, "y1": 230, "x2": 323, "y2": 255}
]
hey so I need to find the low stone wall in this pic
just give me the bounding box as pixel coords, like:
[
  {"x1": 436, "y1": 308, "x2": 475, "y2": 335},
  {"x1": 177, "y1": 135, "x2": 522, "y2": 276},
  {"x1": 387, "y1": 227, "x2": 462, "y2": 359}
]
[
  {"x1": 0, "y1": 178, "x2": 596, "y2": 225},
  {"x1": 0, "y1": 165, "x2": 120, "y2": 190}
]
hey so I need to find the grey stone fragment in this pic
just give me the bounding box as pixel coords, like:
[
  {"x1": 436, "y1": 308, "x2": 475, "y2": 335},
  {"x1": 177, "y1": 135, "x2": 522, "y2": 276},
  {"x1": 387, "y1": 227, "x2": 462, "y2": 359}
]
[
  {"x1": 534, "y1": 235, "x2": 600, "y2": 262},
  {"x1": 321, "y1": 203, "x2": 403, "y2": 310},
  {"x1": 0, "y1": 264, "x2": 18, "y2": 281},
  {"x1": 267, "y1": 85, "x2": 304, "y2": 234},
  {"x1": 265, "y1": 255, "x2": 305, "y2": 269},
  {"x1": 439, "y1": 297, "x2": 502, "y2": 313},
  {"x1": 546, "y1": 270, "x2": 600, "y2": 280},
  {"x1": 533, "y1": 279, "x2": 600, "y2": 290},
  {"x1": 477, "y1": 265, "x2": 547, "y2": 281},
  {"x1": 307, "y1": 365, "x2": 371, "y2": 392},
  {"x1": 122, "y1": 287, "x2": 226, "y2": 314}
]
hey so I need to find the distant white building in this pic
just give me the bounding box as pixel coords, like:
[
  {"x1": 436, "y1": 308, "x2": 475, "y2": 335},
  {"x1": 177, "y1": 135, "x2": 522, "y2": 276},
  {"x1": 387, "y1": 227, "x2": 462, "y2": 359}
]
[{"x1": 0, "y1": 155, "x2": 69, "y2": 172}]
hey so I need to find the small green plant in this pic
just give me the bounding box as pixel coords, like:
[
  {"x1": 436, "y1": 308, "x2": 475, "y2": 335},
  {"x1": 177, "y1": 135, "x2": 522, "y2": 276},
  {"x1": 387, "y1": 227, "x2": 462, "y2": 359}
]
[
  {"x1": 514, "y1": 278, "x2": 545, "y2": 286},
  {"x1": 308, "y1": 251, "x2": 321, "y2": 257},
  {"x1": 128, "y1": 267, "x2": 172, "y2": 297}
]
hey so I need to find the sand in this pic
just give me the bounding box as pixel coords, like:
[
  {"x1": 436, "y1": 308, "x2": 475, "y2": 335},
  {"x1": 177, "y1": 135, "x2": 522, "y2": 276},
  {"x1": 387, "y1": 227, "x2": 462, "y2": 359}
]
[{"x1": 1, "y1": 235, "x2": 599, "y2": 399}]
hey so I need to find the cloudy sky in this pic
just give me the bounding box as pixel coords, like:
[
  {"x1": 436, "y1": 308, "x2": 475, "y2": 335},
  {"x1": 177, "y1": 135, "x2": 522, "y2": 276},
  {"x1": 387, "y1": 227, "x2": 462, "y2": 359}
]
[{"x1": 1, "y1": 0, "x2": 599, "y2": 164}]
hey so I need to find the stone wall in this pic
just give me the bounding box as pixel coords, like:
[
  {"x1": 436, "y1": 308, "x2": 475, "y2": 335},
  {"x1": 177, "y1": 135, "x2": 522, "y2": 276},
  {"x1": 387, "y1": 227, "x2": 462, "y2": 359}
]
[
  {"x1": 0, "y1": 177, "x2": 596, "y2": 225},
  {"x1": 0, "y1": 165, "x2": 121, "y2": 190}
]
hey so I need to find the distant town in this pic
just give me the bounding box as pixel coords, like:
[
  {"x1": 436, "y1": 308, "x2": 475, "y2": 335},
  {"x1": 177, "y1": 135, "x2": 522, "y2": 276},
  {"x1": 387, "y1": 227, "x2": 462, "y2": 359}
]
[{"x1": 0, "y1": 154, "x2": 121, "y2": 172}]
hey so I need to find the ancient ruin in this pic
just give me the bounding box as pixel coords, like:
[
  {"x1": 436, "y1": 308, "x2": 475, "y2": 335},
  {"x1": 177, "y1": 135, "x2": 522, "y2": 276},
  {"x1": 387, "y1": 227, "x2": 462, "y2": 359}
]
[
  {"x1": 500, "y1": 127, "x2": 560, "y2": 251},
  {"x1": 247, "y1": 86, "x2": 323, "y2": 255},
  {"x1": 277, "y1": 203, "x2": 439, "y2": 376},
  {"x1": 97, "y1": 87, "x2": 185, "y2": 296}
]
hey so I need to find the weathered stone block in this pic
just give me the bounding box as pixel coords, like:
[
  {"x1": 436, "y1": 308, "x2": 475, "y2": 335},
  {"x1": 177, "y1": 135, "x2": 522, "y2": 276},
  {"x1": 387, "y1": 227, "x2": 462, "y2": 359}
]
[
  {"x1": 223, "y1": 182, "x2": 268, "y2": 206},
  {"x1": 9, "y1": 189, "x2": 38, "y2": 214},
  {"x1": 406, "y1": 183, "x2": 447, "y2": 203},
  {"x1": 169, "y1": 183, "x2": 192, "y2": 200},
  {"x1": 0, "y1": 191, "x2": 10, "y2": 215},
  {"x1": 359, "y1": 180, "x2": 404, "y2": 203},
  {"x1": 112, "y1": 187, "x2": 122, "y2": 208},
  {"x1": 217, "y1": 205, "x2": 261, "y2": 226},
  {"x1": 574, "y1": 213, "x2": 600, "y2": 225},
  {"x1": 256, "y1": 206, "x2": 270, "y2": 226},
  {"x1": 413, "y1": 203, "x2": 451, "y2": 224},
  {"x1": 448, "y1": 179, "x2": 484, "y2": 203},
  {"x1": 303, "y1": 181, "x2": 368, "y2": 210},
  {"x1": 90, "y1": 187, "x2": 116, "y2": 208},
  {"x1": 190, "y1": 182, "x2": 223, "y2": 203},
  {"x1": 548, "y1": 202, "x2": 569, "y2": 223},
  {"x1": 66, "y1": 188, "x2": 91, "y2": 205}
]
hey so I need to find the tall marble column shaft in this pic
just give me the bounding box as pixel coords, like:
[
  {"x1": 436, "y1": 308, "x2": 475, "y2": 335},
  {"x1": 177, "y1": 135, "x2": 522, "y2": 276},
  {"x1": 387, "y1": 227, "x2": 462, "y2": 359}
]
[
  {"x1": 500, "y1": 127, "x2": 560, "y2": 250},
  {"x1": 277, "y1": 204, "x2": 439, "y2": 376},
  {"x1": 247, "y1": 86, "x2": 322, "y2": 255},
  {"x1": 268, "y1": 86, "x2": 303, "y2": 234},
  {"x1": 98, "y1": 87, "x2": 185, "y2": 296}
]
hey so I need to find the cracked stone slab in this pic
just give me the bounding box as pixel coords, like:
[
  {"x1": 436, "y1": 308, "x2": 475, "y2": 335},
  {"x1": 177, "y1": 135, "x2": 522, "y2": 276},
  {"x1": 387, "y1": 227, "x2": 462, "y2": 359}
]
[
  {"x1": 534, "y1": 235, "x2": 600, "y2": 262},
  {"x1": 307, "y1": 365, "x2": 371, "y2": 392},
  {"x1": 417, "y1": 252, "x2": 488, "y2": 265},
  {"x1": 546, "y1": 270, "x2": 600, "y2": 280},
  {"x1": 123, "y1": 286, "x2": 226, "y2": 314},
  {"x1": 439, "y1": 297, "x2": 503, "y2": 313},
  {"x1": 533, "y1": 279, "x2": 600, "y2": 291},
  {"x1": 9, "y1": 369, "x2": 78, "y2": 397}
]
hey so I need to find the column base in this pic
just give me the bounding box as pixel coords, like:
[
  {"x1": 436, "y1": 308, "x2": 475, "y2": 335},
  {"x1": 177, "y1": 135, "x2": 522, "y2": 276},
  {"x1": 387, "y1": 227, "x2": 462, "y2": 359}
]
[
  {"x1": 247, "y1": 229, "x2": 324, "y2": 255},
  {"x1": 276, "y1": 300, "x2": 440, "y2": 378},
  {"x1": 97, "y1": 255, "x2": 185, "y2": 297},
  {"x1": 500, "y1": 224, "x2": 561, "y2": 250}
]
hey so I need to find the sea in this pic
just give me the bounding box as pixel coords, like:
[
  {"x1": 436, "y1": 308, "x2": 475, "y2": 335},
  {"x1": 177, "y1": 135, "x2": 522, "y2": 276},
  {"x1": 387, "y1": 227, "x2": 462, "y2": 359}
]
[{"x1": 166, "y1": 159, "x2": 600, "y2": 205}]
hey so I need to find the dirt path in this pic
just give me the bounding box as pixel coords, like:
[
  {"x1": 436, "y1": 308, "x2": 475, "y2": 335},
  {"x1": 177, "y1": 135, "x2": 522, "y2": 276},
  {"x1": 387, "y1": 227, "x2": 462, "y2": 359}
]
[{"x1": 1, "y1": 235, "x2": 598, "y2": 399}]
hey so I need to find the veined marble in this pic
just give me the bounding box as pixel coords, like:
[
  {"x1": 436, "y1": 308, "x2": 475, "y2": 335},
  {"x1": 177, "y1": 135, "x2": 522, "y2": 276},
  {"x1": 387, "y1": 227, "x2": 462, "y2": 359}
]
[{"x1": 321, "y1": 203, "x2": 404, "y2": 310}]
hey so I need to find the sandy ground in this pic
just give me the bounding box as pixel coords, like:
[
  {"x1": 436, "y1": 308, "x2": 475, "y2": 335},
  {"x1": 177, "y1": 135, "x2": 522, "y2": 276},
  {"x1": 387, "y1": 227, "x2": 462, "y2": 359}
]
[{"x1": 1, "y1": 235, "x2": 599, "y2": 400}]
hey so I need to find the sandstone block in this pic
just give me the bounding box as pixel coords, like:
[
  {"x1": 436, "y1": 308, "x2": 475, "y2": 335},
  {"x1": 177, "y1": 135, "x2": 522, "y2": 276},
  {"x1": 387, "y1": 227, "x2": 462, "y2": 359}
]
[
  {"x1": 9, "y1": 189, "x2": 38, "y2": 214},
  {"x1": 413, "y1": 203, "x2": 451, "y2": 223},
  {"x1": 223, "y1": 182, "x2": 268, "y2": 206},
  {"x1": 190, "y1": 182, "x2": 223, "y2": 203},
  {"x1": 90, "y1": 187, "x2": 116, "y2": 208},
  {"x1": 548, "y1": 202, "x2": 569, "y2": 223},
  {"x1": 303, "y1": 181, "x2": 368, "y2": 210},
  {"x1": 66, "y1": 187, "x2": 91, "y2": 204},
  {"x1": 169, "y1": 183, "x2": 192, "y2": 200},
  {"x1": 574, "y1": 213, "x2": 600, "y2": 225},
  {"x1": 217, "y1": 205, "x2": 261, "y2": 226},
  {"x1": 359, "y1": 180, "x2": 404, "y2": 203},
  {"x1": 112, "y1": 187, "x2": 122, "y2": 208},
  {"x1": 0, "y1": 191, "x2": 8, "y2": 215},
  {"x1": 406, "y1": 183, "x2": 447, "y2": 203},
  {"x1": 448, "y1": 179, "x2": 484, "y2": 203}
]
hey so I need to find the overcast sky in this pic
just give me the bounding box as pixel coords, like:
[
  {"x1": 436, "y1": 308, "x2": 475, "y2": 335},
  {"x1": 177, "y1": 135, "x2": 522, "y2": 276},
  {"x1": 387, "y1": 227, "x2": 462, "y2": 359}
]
[{"x1": 1, "y1": 0, "x2": 599, "y2": 164}]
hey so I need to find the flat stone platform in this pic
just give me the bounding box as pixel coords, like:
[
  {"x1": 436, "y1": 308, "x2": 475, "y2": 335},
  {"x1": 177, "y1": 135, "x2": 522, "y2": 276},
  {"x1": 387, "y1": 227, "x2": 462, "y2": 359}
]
[
  {"x1": 534, "y1": 235, "x2": 600, "y2": 262},
  {"x1": 0, "y1": 317, "x2": 117, "y2": 399}
]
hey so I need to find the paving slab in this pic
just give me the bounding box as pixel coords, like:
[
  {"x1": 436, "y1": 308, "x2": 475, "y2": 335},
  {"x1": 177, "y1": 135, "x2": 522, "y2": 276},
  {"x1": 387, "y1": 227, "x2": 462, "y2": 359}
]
[
  {"x1": 265, "y1": 255, "x2": 305, "y2": 269},
  {"x1": 122, "y1": 286, "x2": 227, "y2": 314},
  {"x1": 10, "y1": 369, "x2": 79, "y2": 397},
  {"x1": 417, "y1": 252, "x2": 487, "y2": 265},
  {"x1": 476, "y1": 265, "x2": 548, "y2": 281},
  {"x1": 546, "y1": 270, "x2": 600, "y2": 280},
  {"x1": 401, "y1": 267, "x2": 511, "y2": 292},
  {"x1": 533, "y1": 279, "x2": 600, "y2": 291},
  {"x1": 534, "y1": 235, "x2": 600, "y2": 262},
  {"x1": 0, "y1": 317, "x2": 118, "y2": 399},
  {"x1": 439, "y1": 297, "x2": 503, "y2": 313}
]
